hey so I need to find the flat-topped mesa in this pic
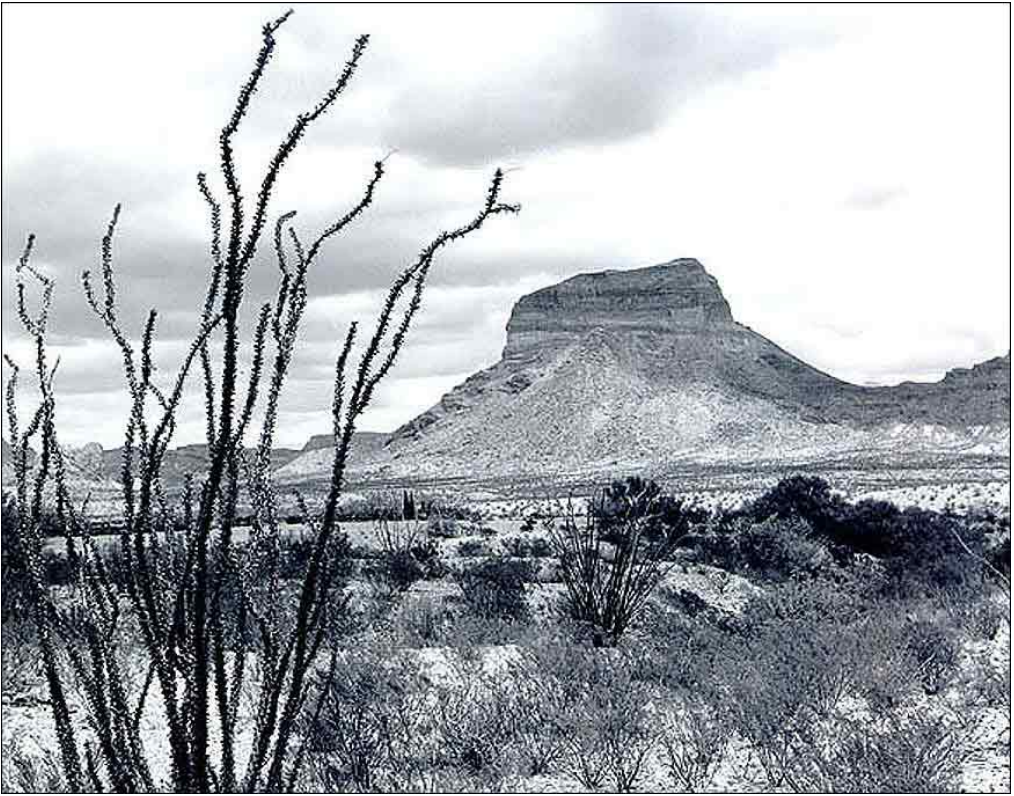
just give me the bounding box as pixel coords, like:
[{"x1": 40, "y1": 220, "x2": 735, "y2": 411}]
[{"x1": 503, "y1": 258, "x2": 734, "y2": 360}]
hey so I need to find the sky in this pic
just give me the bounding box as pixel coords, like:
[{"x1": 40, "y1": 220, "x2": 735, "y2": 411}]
[{"x1": 2, "y1": 3, "x2": 1010, "y2": 449}]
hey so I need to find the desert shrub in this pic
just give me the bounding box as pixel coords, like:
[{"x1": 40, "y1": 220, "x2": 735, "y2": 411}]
[
  {"x1": 369, "y1": 520, "x2": 445, "y2": 591},
  {"x1": 637, "y1": 606, "x2": 730, "y2": 699},
  {"x1": 881, "y1": 508, "x2": 988, "y2": 594},
  {"x1": 497, "y1": 637, "x2": 666, "y2": 788},
  {"x1": 427, "y1": 515, "x2": 461, "y2": 539},
  {"x1": 274, "y1": 531, "x2": 356, "y2": 584},
  {"x1": 377, "y1": 549, "x2": 426, "y2": 591},
  {"x1": 747, "y1": 475, "x2": 848, "y2": 534},
  {"x1": 985, "y1": 638, "x2": 1012, "y2": 740},
  {"x1": 786, "y1": 708, "x2": 973, "y2": 793},
  {"x1": 557, "y1": 650, "x2": 658, "y2": 792},
  {"x1": 300, "y1": 647, "x2": 431, "y2": 792},
  {"x1": 430, "y1": 655, "x2": 526, "y2": 790},
  {"x1": 905, "y1": 617, "x2": 960, "y2": 695},
  {"x1": 390, "y1": 595, "x2": 454, "y2": 647},
  {"x1": 455, "y1": 557, "x2": 534, "y2": 621},
  {"x1": 499, "y1": 661, "x2": 570, "y2": 776},
  {"x1": 657, "y1": 695, "x2": 730, "y2": 793},
  {"x1": 513, "y1": 637, "x2": 661, "y2": 790},
  {"x1": 987, "y1": 533, "x2": 1011, "y2": 581},
  {"x1": 457, "y1": 538, "x2": 494, "y2": 558},
  {"x1": 549, "y1": 503, "x2": 682, "y2": 646},
  {"x1": 2, "y1": 614, "x2": 39, "y2": 705},
  {"x1": 936, "y1": 584, "x2": 1008, "y2": 642},
  {"x1": 718, "y1": 579, "x2": 880, "y2": 786},
  {"x1": 743, "y1": 477, "x2": 995, "y2": 593},
  {"x1": 697, "y1": 515, "x2": 835, "y2": 581},
  {"x1": 714, "y1": 578, "x2": 977, "y2": 789},
  {"x1": 848, "y1": 611, "x2": 924, "y2": 711},
  {"x1": 500, "y1": 534, "x2": 553, "y2": 558},
  {"x1": 735, "y1": 516, "x2": 833, "y2": 578}
]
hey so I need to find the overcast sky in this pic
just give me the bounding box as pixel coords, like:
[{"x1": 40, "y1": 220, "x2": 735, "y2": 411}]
[{"x1": 2, "y1": 3, "x2": 1010, "y2": 448}]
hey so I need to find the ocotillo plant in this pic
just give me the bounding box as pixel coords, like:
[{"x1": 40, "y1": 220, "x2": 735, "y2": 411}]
[
  {"x1": 3, "y1": 10, "x2": 518, "y2": 792},
  {"x1": 548, "y1": 489, "x2": 684, "y2": 647}
]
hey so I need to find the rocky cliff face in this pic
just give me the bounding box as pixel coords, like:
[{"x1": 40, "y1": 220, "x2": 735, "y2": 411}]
[
  {"x1": 503, "y1": 259, "x2": 734, "y2": 362},
  {"x1": 324, "y1": 258, "x2": 1009, "y2": 480}
]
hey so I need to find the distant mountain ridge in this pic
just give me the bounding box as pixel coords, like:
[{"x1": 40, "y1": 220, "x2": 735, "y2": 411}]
[
  {"x1": 5, "y1": 259, "x2": 1009, "y2": 491},
  {"x1": 1, "y1": 435, "x2": 385, "y2": 494},
  {"x1": 277, "y1": 258, "x2": 1008, "y2": 481}
]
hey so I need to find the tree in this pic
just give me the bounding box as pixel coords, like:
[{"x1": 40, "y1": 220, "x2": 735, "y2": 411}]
[{"x1": 2, "y1": 10, "x2": 518, "y2": 792}]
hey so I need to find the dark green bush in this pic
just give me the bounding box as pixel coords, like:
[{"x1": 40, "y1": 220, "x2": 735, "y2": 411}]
[
  {"x1": 697, "y1": 515, "x2": 835, "y2": 581},
  {"x1": 986, "y1": 531, "x2": 1010, "y2": 581},
  {"x1": 455, "y1": 557, "x2": 534, "y2": 620},
  {"x1": 594, "y1": 476, "x2": 709, "y2": 544},
  {"x1": 427, "y1": 516, "x2": 460, "y2": 539},
  {"x1": 501, "y1": 535, "x2": 553, "y2": 559},
  {"x1": 370, "y1": 537, "x2": 445, "y2": 591},
  {"x1": 458, "y1": 539, "x2": 494, "y2": 558},
  {"x1": 380, "y1": 550, "x2": 425, "y2": 590},
  {"x1": 730, "y1": 477, "x2": 994, "y2": 592}
]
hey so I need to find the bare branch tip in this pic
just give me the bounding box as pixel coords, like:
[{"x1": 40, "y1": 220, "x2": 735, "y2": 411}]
[{"x1": 266, "y1": 9, "x2": 295, "y2": 35}]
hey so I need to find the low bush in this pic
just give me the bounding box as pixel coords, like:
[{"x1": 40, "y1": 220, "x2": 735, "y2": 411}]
[
  {"x1": 696, "y1": 515, "x2": 835, "y2": 581},
  {"x1": 427, "y1": 515, "x2": 461, "y2": 539},
  {"x1": 714, "y1": 578, "x2": 907, "y2": 786},
  {"x1": 557, "y1": 651, "x2": 658, "y2": 792},
  {"x1": 988, "y1": 534, "x2": 1011, "y2": 581},
  {"x1": 2, "y1": 615, "x2": 39, "y2": 705},
  {"x1": 786, "y1": 708, "x2": 975, "y2": 793},
  {"x1": 1, "y1": 741, "x2": 65, "y2": 794},
  {"x1": 300, "y1": 647, "x2": 433, "y2": 792},
  {"x1": 905, "y1": 617, "x2": 960, "y2": 695},
  {"x1": 431, "y1": 662, "x2": 522, "y2": 791},
  {"x1": 455, "y1": 557, "x2": 534, "y2": 621},
  {"x1": 457, "y1": 538, "x2": 494, "y2": 558},
  {"x1": 389, "y1": 595, "x2": 454, "y2": 647},
  {"x1": 657, "y1": 695, "x2": 730, "y2": 793},
  {"x1": 500, "y1": 534, "x2": 553, "y2": 559},
  {"x1": 377, "y1": 550, "x2": 426, "y2": 591},
  {"x1": 742, "y1": 476, "x2": 994, "y2": 593},
  {"x1": 369, "y1": 520, "x2": 446, "y2": 591},
  {"x1": 500, "y1": 661, "x2": 571, "y2": 776},
  {"x1": 509, "y1": 638, "x2": 661, "y2": 791}
]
